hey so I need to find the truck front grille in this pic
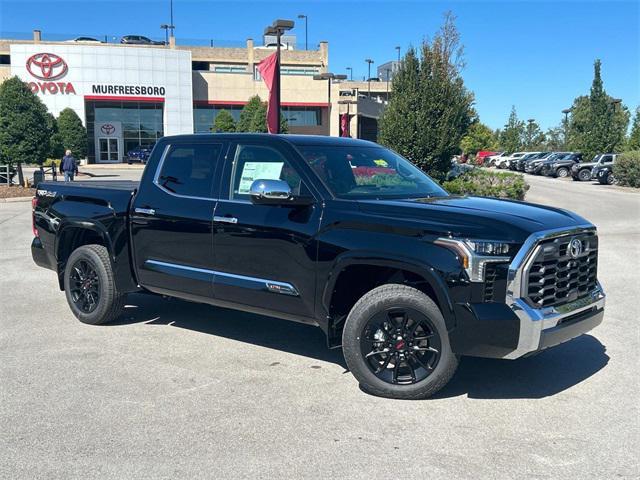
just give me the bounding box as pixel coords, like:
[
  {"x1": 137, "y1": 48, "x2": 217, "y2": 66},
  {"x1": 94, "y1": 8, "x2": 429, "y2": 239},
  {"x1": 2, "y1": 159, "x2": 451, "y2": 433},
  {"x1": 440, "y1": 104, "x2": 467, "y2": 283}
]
[{"x1": 525, "y1": 232, "x2": 598, "y2": 308}]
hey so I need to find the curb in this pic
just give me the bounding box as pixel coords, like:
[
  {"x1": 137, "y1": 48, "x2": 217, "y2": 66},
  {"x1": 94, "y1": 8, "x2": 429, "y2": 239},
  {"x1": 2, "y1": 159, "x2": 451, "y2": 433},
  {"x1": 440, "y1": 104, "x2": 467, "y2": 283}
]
[{"x1": 0, "y1": 196, "x2": 33, "y2": 203}]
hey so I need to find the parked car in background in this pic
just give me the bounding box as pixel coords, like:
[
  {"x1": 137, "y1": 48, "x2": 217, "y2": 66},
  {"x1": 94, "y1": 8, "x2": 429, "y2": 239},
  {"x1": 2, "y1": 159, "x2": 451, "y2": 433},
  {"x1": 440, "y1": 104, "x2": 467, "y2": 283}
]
[
  {"x1": 526, "y1": 152, "x2": 571, "y2": 175},
  {"x1": 498, "y1": 152, "x2": 526, "y2": 169},
  {"x1": 486, "y1": 151, "x2": 507, "y2": 167},
  {"x1": 514, "y1": 152, "x2": 541, "y2": 171},
  {"x1": 125, "y1": 145, "x2": 153, "y2": 164},
  {"x1": 121, "y1": 35, "x2": 165, "y2": 45},
  {"x1": 447, "y1": 159, "x2": 475, "y2": 180},
  {"x1": 521, "y1": 152, "x2": 552, "y2": 172},
  {"x1": 67, "y1": 37, "x2": 102, "y2": 43},
  {"x1": 475, "y1": 151, "x2": 497, "y2": 166},
  {"x1": 593, "y1": 163, "x2": 616, "y2": 185},
  {"x1": 543, "y1": 152, "x2": 584, "y2": 178},
  {"x1": 573, "y1": 154, "x2": 617, "y2": 182}
]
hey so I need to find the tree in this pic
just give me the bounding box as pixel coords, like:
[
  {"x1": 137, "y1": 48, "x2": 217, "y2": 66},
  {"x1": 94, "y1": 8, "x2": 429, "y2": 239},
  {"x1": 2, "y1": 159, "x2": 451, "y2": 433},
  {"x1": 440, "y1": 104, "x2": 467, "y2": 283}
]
[
  {"x1": 523, "y1": 119, "x2": 545, "y2": 150},
  {"x1": 379, "y1": 12, "x2": 474, "y2": 178},
  {"x1": 499, "y1": 106, "x2": 524, "y2": 152},
  {"x1": 212, "y1": 110, "x2": 236, "y2": 132},
  {"x1": 0, "y1": 76, "x2": 50, "y2": 165},
  {"x1": 45, "y1": 112, "x2": 64, "y2": 159},
  {"x1": 237, "y1": 95, "x2": 264, "y2": 132},
  {"x1": 567, "y1": 60, "x2": 630, "y2": 159},
  {"x1": 57, "y1": 108, "x2": 87, "y2": 159},
  {"x1": 543, "y1": 126, "x2": 565, "y2": 151},
  {"x1": 628, "y1": 107, "x2": 640, "y2": 151},
  {"x1": 460, "y1": 122, "x2": 497, "y2": 154},
  {"x1": 236, "y1": 95, "x2": 289, "y2": 133}
]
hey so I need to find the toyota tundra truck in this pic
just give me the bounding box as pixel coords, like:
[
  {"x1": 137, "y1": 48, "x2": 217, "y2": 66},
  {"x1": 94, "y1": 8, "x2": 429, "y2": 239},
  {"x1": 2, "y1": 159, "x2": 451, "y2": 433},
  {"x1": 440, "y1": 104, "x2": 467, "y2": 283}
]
[{"x1": 31, "y1": 134, "x2": 605, "y2": 399}]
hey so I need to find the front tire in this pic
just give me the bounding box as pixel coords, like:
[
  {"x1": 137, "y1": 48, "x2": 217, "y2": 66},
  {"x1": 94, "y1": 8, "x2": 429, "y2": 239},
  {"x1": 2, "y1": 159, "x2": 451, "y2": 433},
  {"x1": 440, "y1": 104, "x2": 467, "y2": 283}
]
[
  {"x1": 342, "y1": 284, "x2": 458, "y2": 399},
  {"x1": 64, "y1": 244, "x2": 125, "y2": 325},
  {"x1": 578, "y1": 168, "x2": 592, "y2": 181}
]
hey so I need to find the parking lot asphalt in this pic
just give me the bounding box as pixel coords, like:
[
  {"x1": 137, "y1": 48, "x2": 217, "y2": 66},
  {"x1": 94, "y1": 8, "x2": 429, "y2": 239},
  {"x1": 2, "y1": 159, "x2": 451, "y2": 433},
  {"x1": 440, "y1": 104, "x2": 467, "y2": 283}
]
[{"x1": 1, "y1": 172, "x2": 639, "y2": 479}]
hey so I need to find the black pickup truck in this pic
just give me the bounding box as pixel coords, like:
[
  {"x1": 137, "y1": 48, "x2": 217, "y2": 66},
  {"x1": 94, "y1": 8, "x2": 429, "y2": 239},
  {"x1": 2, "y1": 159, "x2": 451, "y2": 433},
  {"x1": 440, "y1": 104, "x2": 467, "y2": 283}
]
[{"x1": 31, "y1": 134, "x2": 605, "y2": 399}]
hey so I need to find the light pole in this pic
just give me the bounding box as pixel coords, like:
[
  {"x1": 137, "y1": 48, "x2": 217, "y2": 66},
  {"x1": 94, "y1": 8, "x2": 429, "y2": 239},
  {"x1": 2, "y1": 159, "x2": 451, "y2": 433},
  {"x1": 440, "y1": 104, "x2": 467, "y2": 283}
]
[
  {"x1": 385, "y1": 68, "x2": 391, "y2": 97},
  {"x1": 395, "y1": 46, "x2": 401, "y2": 63},
  {"x1": 314, "y1": 73, "x2": 347, "y2": 134},
  {"x1": 264, "y1": 19, "x2": 295, "y2": 134},
  {"x1": 169, "y1": 0, "x2": 175, "y2": 37},
  {"x1": 365, "y1": 58, "x2": 374, "y2": 97},
  {"x1": 346, "y1": 67, "x2": 353, "y2": 81},
  {"x1": 297, "y1": 14, "x2": 308, "y2": 50},
  {"x1": 562, "y1": 108, "x2": 572, "y2": 149}
]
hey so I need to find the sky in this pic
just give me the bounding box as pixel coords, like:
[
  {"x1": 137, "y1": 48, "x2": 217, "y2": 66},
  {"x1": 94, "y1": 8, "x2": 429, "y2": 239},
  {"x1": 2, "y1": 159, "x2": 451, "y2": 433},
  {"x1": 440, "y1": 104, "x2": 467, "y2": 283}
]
[{"x1": 1, "y1": 0, "x2": 638, "y2": 131}]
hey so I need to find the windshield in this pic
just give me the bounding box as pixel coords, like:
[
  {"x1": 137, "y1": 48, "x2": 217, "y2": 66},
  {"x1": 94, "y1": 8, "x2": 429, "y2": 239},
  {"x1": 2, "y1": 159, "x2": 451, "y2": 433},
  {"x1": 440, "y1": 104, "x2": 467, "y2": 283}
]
[{"x1": 298, "y1": 145, "x2": 448, "y2": 199}]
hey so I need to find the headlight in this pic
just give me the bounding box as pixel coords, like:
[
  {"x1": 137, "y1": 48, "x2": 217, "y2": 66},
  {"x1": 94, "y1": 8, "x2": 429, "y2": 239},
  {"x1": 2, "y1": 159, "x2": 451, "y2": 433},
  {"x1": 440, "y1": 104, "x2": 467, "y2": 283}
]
[{"x1": 435, "y1": 238, "x2": 513, "y2": 282}]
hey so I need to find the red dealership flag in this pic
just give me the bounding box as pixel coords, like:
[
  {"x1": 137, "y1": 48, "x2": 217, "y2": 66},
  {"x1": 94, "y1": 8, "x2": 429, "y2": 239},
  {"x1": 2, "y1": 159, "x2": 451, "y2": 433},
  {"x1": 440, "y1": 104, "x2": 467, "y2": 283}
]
[
  {"x1": 340, "y1": 113, "x2": 350, "y2": 137},
  {"x1": 257, "y1": 52, "x2": 279, "y2": 134}
]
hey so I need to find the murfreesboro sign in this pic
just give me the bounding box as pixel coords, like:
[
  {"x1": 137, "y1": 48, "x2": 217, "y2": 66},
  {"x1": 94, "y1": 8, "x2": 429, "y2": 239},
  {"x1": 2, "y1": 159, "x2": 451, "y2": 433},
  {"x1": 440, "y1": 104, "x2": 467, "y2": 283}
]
[{"x1": 22, "y1": 51, "x2": 166, "y2": 97}]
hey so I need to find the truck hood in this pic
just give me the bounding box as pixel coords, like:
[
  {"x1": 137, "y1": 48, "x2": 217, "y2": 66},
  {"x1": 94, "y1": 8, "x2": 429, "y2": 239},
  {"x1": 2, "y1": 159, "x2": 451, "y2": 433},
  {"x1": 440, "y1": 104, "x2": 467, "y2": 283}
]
[{"x1": 357, "y1": 195, "x2": 591, "y2": 242}]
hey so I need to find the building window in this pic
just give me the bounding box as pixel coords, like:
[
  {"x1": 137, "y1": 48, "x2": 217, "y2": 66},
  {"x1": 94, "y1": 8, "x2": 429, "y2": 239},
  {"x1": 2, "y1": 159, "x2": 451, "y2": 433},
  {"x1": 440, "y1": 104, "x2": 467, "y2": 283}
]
[
  {"x1": 282, "y1": 106, "x2": 322, "y2": 127},
  {"x1": 192, "y1": 61, "x2": 210, "y2": 71},
  {"x1": 85, "y1": 100, "x2": 164, "y2": 163},
  {"x1": 193, "y1": 105, "x2": 244, "y2": 133},
  {"x1": 280, "y1": 67, "x2": 320, "y2": 76},
  {"x1": 213, "y1": 65, "x2": 247, "y2": 74}
]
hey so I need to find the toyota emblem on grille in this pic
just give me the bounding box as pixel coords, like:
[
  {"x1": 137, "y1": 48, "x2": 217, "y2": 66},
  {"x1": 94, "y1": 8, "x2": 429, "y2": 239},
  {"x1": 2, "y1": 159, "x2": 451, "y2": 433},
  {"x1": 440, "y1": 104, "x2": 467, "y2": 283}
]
[{"x1": 569, "y1": 237, "x2": 583, "y2": 258}]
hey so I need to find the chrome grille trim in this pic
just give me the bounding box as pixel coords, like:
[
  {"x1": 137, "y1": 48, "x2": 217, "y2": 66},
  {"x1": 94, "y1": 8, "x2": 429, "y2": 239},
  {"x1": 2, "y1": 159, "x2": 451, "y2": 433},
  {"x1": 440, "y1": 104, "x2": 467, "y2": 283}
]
[{"x1": 502, "y1": 224, "x2": 605, "y2": 359}]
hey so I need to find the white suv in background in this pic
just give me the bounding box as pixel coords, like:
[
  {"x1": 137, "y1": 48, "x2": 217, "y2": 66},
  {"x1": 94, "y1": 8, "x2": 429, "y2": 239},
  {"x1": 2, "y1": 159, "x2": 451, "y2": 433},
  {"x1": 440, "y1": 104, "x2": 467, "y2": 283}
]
[{"x1": 495, "y1": 152, "x2": 526, "y2": 169}]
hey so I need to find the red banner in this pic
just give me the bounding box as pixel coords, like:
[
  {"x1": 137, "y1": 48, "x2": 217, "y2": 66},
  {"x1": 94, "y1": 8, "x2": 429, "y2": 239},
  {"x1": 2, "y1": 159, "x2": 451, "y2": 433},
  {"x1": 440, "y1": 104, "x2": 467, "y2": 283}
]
[{"x1": 257, "y1": 52, "x2": 279, "y2": 134}]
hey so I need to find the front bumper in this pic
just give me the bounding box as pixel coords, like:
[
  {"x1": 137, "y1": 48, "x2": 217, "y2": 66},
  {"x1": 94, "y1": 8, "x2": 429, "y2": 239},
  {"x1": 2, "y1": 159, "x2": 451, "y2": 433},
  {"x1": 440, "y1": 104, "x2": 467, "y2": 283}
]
[{"x1": 449, "y1": 225, "x2": 605, "y2": 359}]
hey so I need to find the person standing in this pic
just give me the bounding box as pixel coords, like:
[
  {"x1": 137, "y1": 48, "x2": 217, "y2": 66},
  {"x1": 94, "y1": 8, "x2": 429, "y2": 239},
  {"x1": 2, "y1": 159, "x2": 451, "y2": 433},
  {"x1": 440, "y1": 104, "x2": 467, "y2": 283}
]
[{"x1": 60, "y1": 150, "x2": 78, "y2": 182}]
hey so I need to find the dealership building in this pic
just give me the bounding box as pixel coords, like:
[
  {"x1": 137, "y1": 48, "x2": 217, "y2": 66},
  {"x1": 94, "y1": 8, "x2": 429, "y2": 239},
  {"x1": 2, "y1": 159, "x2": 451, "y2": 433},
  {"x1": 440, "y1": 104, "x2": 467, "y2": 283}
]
[{"x1": 0, "y1": 31, "x2": 390, "y2": 163}]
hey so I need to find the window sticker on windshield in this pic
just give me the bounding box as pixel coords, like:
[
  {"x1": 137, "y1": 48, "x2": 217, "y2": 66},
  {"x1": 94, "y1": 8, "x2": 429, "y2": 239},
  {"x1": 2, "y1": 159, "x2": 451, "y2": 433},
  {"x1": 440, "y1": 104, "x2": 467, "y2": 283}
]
[
  {"x1": 238, "y1": 162, "x2": 284, "y2": 194},
  {"x1": 373, "y1": 159, "x2": 389, "y2": 167}
]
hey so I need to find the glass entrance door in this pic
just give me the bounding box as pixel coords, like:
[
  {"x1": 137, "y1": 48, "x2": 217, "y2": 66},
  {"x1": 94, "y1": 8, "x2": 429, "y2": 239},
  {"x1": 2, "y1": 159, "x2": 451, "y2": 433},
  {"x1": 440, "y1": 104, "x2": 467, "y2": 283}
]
[{"x1": 98, "y1": 138, "x2": 119, "y2": 162}]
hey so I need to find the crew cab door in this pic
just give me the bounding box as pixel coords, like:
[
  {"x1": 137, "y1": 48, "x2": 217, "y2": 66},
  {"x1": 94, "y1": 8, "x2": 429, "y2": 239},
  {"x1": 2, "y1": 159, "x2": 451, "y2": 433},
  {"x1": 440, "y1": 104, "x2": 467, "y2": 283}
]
[
  {"x1": 211, "y1": 140, "x2": 322, "y2": 319},
  {"x1": 131, "y1": 139, "x2": 226, "y2": 300}
]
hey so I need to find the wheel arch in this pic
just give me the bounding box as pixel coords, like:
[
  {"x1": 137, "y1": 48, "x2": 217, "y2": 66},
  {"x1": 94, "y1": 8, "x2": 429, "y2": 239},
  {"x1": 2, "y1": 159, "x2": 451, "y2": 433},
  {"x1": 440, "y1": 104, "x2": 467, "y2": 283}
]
[
  {"x1": 55, "y1": 220, "x2": 114, "y2": 290},
  {"x1": 321, "y1": 253, "x2": 456, "y2": 348}
]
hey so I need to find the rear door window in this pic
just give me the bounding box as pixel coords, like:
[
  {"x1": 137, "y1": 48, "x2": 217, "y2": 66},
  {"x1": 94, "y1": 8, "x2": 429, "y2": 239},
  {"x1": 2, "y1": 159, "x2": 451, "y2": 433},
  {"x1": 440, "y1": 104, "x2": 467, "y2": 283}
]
[{"x1": 156, "y1": 143, "x2": 223, "y2": 198}]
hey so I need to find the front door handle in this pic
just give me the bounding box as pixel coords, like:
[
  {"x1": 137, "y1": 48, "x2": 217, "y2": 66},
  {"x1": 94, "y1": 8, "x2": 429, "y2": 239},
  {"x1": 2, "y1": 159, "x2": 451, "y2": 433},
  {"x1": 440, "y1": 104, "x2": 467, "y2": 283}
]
[
  {"x1": 134, "y1": 207, "x2": 156, "y2": 215},
  {"x1": 213, "y1": 215, "x2": 238, "y2": 224}
]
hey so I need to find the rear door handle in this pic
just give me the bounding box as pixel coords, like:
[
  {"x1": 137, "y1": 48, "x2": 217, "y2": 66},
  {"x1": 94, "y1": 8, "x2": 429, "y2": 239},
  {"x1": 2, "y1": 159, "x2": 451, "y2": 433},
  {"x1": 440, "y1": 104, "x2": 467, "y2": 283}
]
[
  {"x1": 134, "y1": 207, "x2": 156, "y2": 215},
  {"x1": 213, "y1": 215, "x2": 238, "y2": 224}
]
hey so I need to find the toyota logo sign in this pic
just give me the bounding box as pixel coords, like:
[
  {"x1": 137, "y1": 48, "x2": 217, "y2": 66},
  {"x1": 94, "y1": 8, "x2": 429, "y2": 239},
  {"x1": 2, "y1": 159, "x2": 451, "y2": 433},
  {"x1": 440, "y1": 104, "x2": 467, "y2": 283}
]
[
  {"x1": 26, "y1": 53, "x2": 68, "y2": 81},
  {"x1": 100, "y1": 124, "x2": 116, "y2": 135}
]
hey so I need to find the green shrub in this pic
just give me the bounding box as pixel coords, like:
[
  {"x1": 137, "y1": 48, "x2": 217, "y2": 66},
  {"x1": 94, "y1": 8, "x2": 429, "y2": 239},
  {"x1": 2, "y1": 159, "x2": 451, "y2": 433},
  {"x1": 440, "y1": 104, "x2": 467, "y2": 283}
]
[
  {"x1": 42, "y1": 158, "x2": 61, "y2": 168},
  {"x1": 613, "y1": 151, "x2": 640, "y2": 188},
  {"x1": 442, "y1": 169, "x2": 529, "y2": 200}
]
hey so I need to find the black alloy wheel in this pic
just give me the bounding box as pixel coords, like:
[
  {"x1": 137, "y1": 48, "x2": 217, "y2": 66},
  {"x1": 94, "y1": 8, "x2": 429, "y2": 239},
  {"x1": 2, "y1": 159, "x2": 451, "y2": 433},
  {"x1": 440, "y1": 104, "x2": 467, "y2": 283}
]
[
  {"x1": 360, "y1": 307, "x2": 441, "y2": 385},
  {"x1": 342, "y1": 284, "x2": 458, "y2": 399},
  {"x1": 69, "y1": 259, "x2": 100, "y2": 313}
]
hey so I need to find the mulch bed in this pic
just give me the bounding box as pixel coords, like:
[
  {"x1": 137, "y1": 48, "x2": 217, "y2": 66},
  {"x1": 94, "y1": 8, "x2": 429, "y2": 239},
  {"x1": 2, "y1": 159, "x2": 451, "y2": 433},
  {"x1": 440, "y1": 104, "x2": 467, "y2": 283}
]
[{"x1": 0, "y1": 185, "x2": 36, "y2": 199}]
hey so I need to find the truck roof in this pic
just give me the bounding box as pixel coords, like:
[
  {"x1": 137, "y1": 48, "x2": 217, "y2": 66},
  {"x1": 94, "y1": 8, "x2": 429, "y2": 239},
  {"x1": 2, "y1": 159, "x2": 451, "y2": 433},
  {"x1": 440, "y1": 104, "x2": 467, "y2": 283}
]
[{"x1": 163, "y1": 133, "x2": 379, "y2": 148}]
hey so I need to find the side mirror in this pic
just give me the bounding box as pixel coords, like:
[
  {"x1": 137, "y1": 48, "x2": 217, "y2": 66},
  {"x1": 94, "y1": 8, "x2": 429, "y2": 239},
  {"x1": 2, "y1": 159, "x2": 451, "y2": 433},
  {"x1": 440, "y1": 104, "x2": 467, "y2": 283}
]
[{"x1": 249, "y1": 179, "x2": 292, "y2": 204}]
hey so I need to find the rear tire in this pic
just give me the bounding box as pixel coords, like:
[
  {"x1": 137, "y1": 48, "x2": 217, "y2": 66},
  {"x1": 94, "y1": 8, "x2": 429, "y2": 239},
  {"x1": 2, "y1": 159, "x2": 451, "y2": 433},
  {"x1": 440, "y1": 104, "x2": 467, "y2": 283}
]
[
  {"x1": 556, "y1": 167, "x2": 569, "y2": 178},
  {"x1": 342, "y1": 284, "x2": 458, "y2": 400},
  {"x1": 64, "y1": 244, "x2": 125, "y2": 325}
]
